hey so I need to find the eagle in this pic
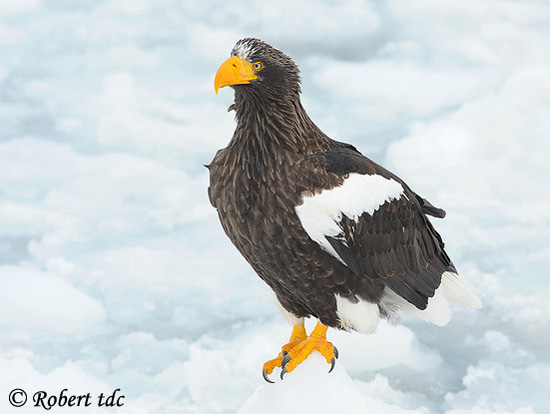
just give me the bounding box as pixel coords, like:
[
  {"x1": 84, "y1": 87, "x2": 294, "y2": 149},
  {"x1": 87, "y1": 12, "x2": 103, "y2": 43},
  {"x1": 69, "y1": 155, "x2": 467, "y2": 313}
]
[{"x1": 208, "y1": 38, "x2": 481, "y2": 382}]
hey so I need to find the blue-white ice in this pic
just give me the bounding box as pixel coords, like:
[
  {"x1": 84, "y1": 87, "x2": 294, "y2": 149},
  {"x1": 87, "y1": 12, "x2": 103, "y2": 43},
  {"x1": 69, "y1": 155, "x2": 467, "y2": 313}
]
[{"x1": 1, "y1": 1, "x2": 549, "y2": 413}]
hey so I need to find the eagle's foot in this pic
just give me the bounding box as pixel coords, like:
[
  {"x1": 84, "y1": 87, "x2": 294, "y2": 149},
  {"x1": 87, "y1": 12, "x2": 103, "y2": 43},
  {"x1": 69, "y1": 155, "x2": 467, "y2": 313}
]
[
  {"x1": 262, "y1": 321, "x2": 307, "y2": 383},
  {"x1": 279, "y1": 322, "x2": 336, "y2": 379}
]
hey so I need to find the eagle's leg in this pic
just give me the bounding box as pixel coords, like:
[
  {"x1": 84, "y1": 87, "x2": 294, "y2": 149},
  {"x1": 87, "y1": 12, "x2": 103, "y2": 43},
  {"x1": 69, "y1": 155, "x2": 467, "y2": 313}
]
[
  {"x1": 262, "y1": 321, "x2": 307, "y2": 383},
  {"x1": 280, "y1": 321, "x2": 337, "y2": 379}
]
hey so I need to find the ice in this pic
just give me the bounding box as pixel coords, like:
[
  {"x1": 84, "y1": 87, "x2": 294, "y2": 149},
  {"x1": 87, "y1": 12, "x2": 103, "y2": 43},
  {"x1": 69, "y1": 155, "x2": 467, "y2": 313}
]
[
  {"x1": 1, "y1": 0, "x2": 550, "y2": 413},
  {"x1": 0, "y1": 266, "x2": 106, "y2": 339},
  {"x1": 238, "y1": 354, "x2": 420, "y2": 414},
  {"x1": 0, "y1": 0, "x2": 41, "y2": 17}
]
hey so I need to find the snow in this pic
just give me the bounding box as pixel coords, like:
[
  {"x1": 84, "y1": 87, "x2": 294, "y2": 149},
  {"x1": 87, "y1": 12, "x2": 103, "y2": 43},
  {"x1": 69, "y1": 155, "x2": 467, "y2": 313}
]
[
  {"x1": 238, "y1": 354, "x2": 419, "y2": 414},
  {"x1": 1, "y1": 1, "x2": 549, "y2": 413},
  {"x1": 0, "y1": 266, "x2": 106, "y2": 338}
]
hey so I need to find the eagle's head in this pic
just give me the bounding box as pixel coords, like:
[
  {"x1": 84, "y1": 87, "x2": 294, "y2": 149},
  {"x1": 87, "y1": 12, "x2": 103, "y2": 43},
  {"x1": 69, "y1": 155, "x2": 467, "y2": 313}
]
[{"x1": 214, "y1": 38, "x2": 301, "y2": 100}]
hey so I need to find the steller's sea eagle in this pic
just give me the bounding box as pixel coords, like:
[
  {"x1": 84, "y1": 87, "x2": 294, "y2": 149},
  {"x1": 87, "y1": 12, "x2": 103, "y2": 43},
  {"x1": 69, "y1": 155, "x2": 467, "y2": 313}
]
[{"x1": 208, "y1": 38, "x2": 482, "y2": 382}]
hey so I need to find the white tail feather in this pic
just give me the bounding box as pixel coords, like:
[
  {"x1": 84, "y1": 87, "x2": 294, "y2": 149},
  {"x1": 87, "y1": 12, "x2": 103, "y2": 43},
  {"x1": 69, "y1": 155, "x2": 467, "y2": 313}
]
[
  {"x1": 440, "y1": 271, "x2": 482, "y2": 309},
  {"x1": 379, "y1": 271, "x2": 482, "y2": 326}
]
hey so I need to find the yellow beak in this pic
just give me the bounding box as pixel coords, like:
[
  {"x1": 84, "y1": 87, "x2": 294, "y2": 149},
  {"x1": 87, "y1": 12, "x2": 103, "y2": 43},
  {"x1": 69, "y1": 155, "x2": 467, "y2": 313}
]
[{"x1": 214, "y1": 56, "x2": 257, "y2": 94}]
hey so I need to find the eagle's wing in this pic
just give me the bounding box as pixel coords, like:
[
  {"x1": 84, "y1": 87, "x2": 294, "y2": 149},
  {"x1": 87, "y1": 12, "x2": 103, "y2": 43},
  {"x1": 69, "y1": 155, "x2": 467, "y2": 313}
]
[{"x1": 298, "y1": 143, "x2": 455, "y2": 310}]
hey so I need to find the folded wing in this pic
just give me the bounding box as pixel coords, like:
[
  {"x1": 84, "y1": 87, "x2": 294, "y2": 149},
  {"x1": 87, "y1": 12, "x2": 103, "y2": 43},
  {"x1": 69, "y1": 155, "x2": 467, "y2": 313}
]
[{"x1": 297, "y1": 143, "x2": 456, "y2": 310}]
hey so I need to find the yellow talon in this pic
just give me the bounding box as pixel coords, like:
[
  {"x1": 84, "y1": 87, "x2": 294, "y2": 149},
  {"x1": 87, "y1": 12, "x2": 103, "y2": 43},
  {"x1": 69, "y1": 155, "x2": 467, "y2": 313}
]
[
  {"x1": 262, "y1": 322, "x2": 307, "y2": 378},
  {"x1": 262, "y1": 321, "x2": 337, "y2": 382},
  {"x1": 281, "y1": 322, "x2": 336, "y2": 374}
]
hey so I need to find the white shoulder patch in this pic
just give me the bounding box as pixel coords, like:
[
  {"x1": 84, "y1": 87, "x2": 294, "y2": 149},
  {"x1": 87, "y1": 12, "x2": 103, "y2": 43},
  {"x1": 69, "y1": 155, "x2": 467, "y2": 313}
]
[{"x1": 295, "y1": 173, "x2": 404, "y2": 261}]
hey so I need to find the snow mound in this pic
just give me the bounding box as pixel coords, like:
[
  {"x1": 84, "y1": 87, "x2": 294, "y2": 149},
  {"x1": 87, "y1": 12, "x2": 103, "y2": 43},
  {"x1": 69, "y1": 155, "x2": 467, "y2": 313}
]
[{"x1": 238, "y1": 354, "x2": 420, "y2": 414}]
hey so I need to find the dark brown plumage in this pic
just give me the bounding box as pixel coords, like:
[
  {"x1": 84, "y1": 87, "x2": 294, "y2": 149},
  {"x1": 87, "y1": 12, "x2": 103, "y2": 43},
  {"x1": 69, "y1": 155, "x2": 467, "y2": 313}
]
[{"x1": 208, "y1": 38, "x2": 481, "y2": 378}]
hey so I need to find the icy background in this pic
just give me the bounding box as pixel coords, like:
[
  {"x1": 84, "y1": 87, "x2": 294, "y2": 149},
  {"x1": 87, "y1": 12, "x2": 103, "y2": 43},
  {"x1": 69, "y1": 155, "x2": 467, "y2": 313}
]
[{"x1": 1, "y1": 0, "x2": 549, "y2": 413}]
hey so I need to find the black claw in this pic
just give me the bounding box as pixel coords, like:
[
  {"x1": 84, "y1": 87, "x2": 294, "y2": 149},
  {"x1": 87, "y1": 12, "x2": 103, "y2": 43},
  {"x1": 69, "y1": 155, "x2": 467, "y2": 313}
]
[
  {"x1": 262, "y1": 369, "x2": 275, "y2": 384},
  {"x1": 333, "y1": 346, "x2": 339, "y2": 359},
  {"x1": 281, "y1": 353, "x2": 291, "y2": 368},
  {"x1": 328, "y1": 357, "x2": 336, "y2": 373},
  {"x1": 280, "y1": 367, "x2": 287, "y2": 380},
  {"x1": 281, "y1": 350, "x2": 288, "y2": 358}
]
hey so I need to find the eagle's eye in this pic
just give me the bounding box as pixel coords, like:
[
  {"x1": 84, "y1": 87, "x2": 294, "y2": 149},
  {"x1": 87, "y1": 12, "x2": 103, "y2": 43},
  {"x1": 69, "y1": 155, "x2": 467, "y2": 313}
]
[{"x1": 252, "y1": 62, "x2": 264, "y2": 71}]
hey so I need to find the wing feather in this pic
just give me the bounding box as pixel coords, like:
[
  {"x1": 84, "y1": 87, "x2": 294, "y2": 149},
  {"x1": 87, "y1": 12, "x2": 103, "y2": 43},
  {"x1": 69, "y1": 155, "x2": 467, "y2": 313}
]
[{"x1": 304, "y1": 143, "x2": 454, "y2": 310}]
